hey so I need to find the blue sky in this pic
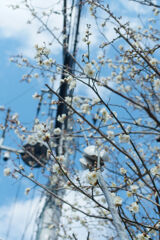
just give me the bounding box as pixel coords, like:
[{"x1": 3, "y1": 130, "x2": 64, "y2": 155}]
[{"x1": 0, "y1": 0, "x2": 156, "y2": 239}]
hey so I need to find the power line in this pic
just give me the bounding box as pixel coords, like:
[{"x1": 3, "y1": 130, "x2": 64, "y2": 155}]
[
  {"x1": 20, "y1": 171, "x2": 40, "y2": 240},
  {"x1": 4, "y1": 83, "x2": 38, "y2": 107},
  {"x1": 5, "y1": 180, "x2": 21, "y2": 240}
]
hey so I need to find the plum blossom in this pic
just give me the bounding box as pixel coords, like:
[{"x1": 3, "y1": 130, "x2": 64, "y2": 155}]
[
  {"x1": 54, "y1": 128, "x2": 61, "y2": 135},
  {"x1": 87, "y1": 171, "x2": 98, "y2": 185},
  {"x1": 114, "y1": 196, "x2": 123, "y2": 207},
  {"x1": 150, "y1": 165, "x2": 160, "y2": 176},
  {"x1": 153, "y1": 8, "x2": 159, "y2": 16},
  {"x1": 129, "y1": 202, "x2": 139, "y2": 213},
  {"x1": 25, "y1": 188, "x2": 31, "y2": 195},
  {"x1": 81, "y1": 103, "x2": 91, "y2": 114},
  {"x1": 154, "y1": 79, "x2": 160, "y2": 91},
  {"x1": 136, "y1": 233, "x2": 150, "y2": 240},
  {"x1": 120, "y1": 168, "x2": 127, "y2": 175},
  {"x1": 57, "y1": 114, "x2": 66, "y2": 123},
  {"x1": 84, "y1": 63, "x2": 95, "y2": 77},
  {"x1": 149, "y1": 57, "x2": 158, "y2": 65},
  {"x1": 100, "y1": 108, "x2": 111, "y2": 122},
  {"x1": 107, "y1": 131, "x2": 114, "y2": 139},
  {"x1": 4, "y1": 168, "x2": 11, "y2": 176},
  {"x1": 130, "y1": 185, "x2": 139, "y2": 193},
  {"x1": 127, "y1": 191, "x2": 132, "y2": 197},
  {"x1": 119, "y1": 134, "x2": 130, "y2": 143},
  {"x1": 28, "y1": 173, "x2": 34, "y2": 178}
]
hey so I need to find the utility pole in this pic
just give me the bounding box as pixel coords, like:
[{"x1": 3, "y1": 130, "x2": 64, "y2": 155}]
[{"x1": 35, "y1": 1, "x2": 83, "y2": 240}]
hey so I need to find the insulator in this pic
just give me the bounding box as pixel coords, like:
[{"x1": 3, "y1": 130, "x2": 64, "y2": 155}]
[
  {"x1": 3, "y1": 151, "x2": 10, "y2": 161},
  {"x1": 80, "y1": 157, "x2": 91, "y2": 169},
  {"x1": 83, "y1": 145, "x2": 98, "y2": 162},
  {"x1": 81, "y1": 145, "x2": 107, "y2": 170}
]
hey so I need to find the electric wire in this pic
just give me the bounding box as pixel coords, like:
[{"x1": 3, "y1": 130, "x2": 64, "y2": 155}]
[
  {"x1": 4, "y1": 83, "x2": 38, "y2": 107},
  {"x1": 5, "y1": 180, "x2": 21, "y2": 240},
  {"x1": 20, "y1": 170, "x2": 40, "y2": 240},
  {"x1": 30, "y1": 194, "x2": 45, "y2": 240}
]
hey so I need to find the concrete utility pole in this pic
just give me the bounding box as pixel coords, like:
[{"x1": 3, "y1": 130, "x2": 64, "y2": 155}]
[{"x1": 35, "y1": 1, "x2": 83, "y2": 240}]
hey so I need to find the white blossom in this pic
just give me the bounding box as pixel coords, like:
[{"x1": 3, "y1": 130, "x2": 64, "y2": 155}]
[
  {"x1": 4, "y1": 168, "x2": 11, "y2": 176},
  {"x1": 100, "y1": 108, "x2": 110, "y2": 122},
  {"x1": 34, "y1": 73, "x2": 39, "y2": 78},
  {"x1": 81, "y1": 103, "x2": 91, "y2": 114},
  {"x1": 150, "y1": 57, "x2": 158, "y2": 65},
  {"x1": 119, "y1": 45, "x2": 124, "y2": 51},
  {"x1": 32, "y1": 92, "x2": 41, "y2": 99},
  {"x1": 52, "y1": 163, "x2": 62, "y2": 175},
  {"x1": 27, "y1": 135, "x2": 37, "y2": 145},
  {"x1": 43, "y1": 132, "x2": 50, "y2": 141},
  {"x1": 57, "y1": 155, "x2": 65, "y2": 162},
  {"x1": 154, "y1": 79, "x2": 160, "y2": 91},
  {"x1": 25, "y1": 188, "x2": 31, "y2": 195},
  {"x1": 73, "y1": 96, "x2": 80, "y2": 103},
  {"x1": 19, "y1": 165, "x2": 24, "y2": 170},
  {"x1": 129, "y1": 202, "x2": 139, "y2": 213},
  {"x1": 84, "y1": 63, "x2": 95, "y2": 78},
  {"x1": 87, "y1": 171, "x2": 98, "y2": 185},
  {"x1": 153, "y1": 8, "x2": 159, "y2": 16},
  {"x1": 150, "y1": 165, "x2": 160, "y2": 176},
  {"x1": 92, "y1": 98, "x2": 100, "y2": 105},
  {"x1": 127, "y1": 191, "x2": 132, "y2": 197},
  {"x1": 119, "y1": 134, "x2": 130, "y2": 143},
  {"x1": 107, "y1": 131, "x2": 114, "y2": 139},
  {"x1": 65, "y1": 96, "x2": 72, "y2": 104},
  {"x1": 26, "y1": 121, "x2": 51, "y2": 145},
  {"x1": 57, "y1": 114, "x2": 66, "y2": 123},
  {"x1": 69, "y1": 80, "x2": 76, "y2": 90},
  {"x1": 136, "y1": 233, "x2": 150, "y2": 240},
  {"x1": 120, "y1": 168, "x2": 127, "y2": 175},
  {"x1": 116, "y1": 74, "x2": 123, "y2": 83},
  {"x1": 28, "y1": 173, "x2": 34, "y2": 178},
  {"x1": 12, "y1": 113, "x2": 19, "y2": 121},
  {"x1": 135, "y1": 118, "x2": 142, "y2": 125},
  {"x1": 130, "y1": 185, "x2": 139, "y2": 193},
  {"x1": 54, "y1": 128, "x2": 61, "y2": 135},
  {"x1": 114, "y1": 196, "x2": 123, "y2": 206}
]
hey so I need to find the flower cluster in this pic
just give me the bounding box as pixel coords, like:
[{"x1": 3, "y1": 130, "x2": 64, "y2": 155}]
[
  {"x1": 84, "y1": 63, "x2": 95, "y2": 78},
  {"x1": 4, "y1": 168, "x2": 11, "y2": 176},
  {"x1": 113, "y1": 195, "x2": 123, "y2": 207},
  {"x1": 136, "y1": 233, "x2": 150, "y2": 240},
  {"x1": 154, "y1": 79, "x2": 160, "y2": 91},
  {"x1": 129, "y1": 202, "x2": 139, "y2": 213},
  {"x1": 150, "y1": 163, "x2": 160, "y2": 176},
  {"x1": 100, "y1": 108, "x2": 111, "y2": 122},
  {"x1": 25, "y1": 188, "x2": 31, "y2": 195},
  {"x1": 57, "y1": 114, "x2": 66, "y2": 123},
  {"x1": 119, "y1": 134, "x2": 130, "y2": 143},
  {"x1": 27, "y1": 120, "x2": 51, "y2": 145},
  {"x1": 87, "y1": 171, "x2": 98, "y2": 185}
]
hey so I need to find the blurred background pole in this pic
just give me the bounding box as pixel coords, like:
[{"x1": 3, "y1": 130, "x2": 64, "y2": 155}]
[{"x1": 35, "y1": 1, "x2": 83, "y2": 239}]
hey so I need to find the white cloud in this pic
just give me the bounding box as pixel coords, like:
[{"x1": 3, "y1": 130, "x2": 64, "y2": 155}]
[
  {"x1": 0, "y1": 196, "x2": 44, "y2": 240},
  {"x1": 75, "y1": 77, "x2": 114, "y2": 100},
  {"x1": 0, "y1": 0, "x2": 63, "y2": 57},
  {"x1": 0, "y1": 0, "x2": 154, "y2": 59},
  {"x1": 0, "y1": 171, "x2": 118, "y2": 240},
  {"x1": 118, "y1": 0, "x2": 151, "y2": 14}
]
